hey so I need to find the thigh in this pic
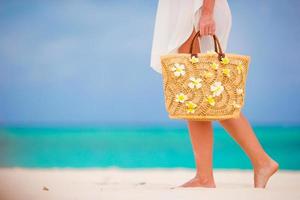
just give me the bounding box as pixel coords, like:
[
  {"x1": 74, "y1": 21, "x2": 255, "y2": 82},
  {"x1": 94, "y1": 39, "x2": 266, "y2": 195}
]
[{"x1": 178, "y1": 29, "x2": 200, "y2": 54}]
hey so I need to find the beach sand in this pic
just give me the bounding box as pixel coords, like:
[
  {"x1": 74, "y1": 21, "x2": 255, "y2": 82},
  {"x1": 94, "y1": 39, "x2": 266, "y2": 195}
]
[{"x1": 0, "y1": 168, "x2": 299, "y2": 200}]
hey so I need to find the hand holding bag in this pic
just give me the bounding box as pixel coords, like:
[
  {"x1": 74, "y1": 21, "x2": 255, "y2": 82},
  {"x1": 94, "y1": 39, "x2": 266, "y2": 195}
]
[{"x1": 160, "y1": 31, "x2": 250, "y2": 121}]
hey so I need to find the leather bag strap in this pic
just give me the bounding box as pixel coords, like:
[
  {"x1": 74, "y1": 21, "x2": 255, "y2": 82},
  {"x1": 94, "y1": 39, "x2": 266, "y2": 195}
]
[{"x1": 189, "y1": 31, "x2": 225, "y2": 61}]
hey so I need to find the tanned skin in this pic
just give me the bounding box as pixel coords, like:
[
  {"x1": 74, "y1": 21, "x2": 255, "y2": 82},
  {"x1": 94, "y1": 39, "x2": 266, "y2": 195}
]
[{"x1": 177, "y1": 0, "x2": 279, "y2": 188}]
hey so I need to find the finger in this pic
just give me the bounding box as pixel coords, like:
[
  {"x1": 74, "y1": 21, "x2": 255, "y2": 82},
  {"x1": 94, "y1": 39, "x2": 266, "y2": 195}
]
[
  {"x1": 207, "y1": 26, "x2": 213, "y2": 35},
  {"x1": 199, "y1": 25, "x2": 205, "y2": 36},
  {"x1": 202, "y1": 26, "x2": 207, "y2": 36},
  {"x1": 211, "y1": 25, "x2": 216, "y2": 35},
  {"x1": 204, "y1": 26, "x2": 210, "y2": 36}
]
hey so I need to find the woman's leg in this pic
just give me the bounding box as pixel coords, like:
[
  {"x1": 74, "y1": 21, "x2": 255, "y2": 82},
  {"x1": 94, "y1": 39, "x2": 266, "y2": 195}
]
[
  {"x1": 219, "y1": 113, "x2": 279, "y2": 188},
  {"x1": 177, "y1": 30, "x2": 216, "y2": 188},
  {"x1": 180, "y1": 120, "x2": 216, "y2": 187}
]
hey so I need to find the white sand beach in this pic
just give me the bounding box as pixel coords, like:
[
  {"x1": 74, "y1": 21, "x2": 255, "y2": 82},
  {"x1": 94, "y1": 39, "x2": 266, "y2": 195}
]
[{"x1": 0, "y1": 168, "x2": 299, "y2": 200}]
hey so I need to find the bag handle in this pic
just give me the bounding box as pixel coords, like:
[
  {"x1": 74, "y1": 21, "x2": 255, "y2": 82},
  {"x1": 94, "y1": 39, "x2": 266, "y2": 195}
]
[{"x1": 189, "y1": 31, "x2": 225, "y2": 61}]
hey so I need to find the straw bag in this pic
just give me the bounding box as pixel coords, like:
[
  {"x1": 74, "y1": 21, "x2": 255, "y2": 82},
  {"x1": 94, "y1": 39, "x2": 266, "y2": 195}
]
[{"x1": 160, "y1": 32, "x2": 250, "y2": 121}]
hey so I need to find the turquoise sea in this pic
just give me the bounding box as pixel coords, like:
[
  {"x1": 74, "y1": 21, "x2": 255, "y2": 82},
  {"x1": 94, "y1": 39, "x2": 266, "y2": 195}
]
[{"x1": 0, "y1": 126, "x2": 299, "y2": 169}]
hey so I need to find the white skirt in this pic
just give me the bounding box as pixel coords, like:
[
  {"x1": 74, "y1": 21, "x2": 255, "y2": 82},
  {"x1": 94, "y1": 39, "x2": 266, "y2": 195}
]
[{"x1": 150, "y1": 0, "x2": 232, "y2": 74}]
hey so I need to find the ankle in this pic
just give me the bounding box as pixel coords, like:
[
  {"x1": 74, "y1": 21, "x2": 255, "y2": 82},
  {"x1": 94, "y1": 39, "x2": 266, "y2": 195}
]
[
  {"x1": 194, "y1": 174, "x2": 215, "y2": 184},
  {"x1": 253, "y1": 157, "x2": 278, "y2": 171}
]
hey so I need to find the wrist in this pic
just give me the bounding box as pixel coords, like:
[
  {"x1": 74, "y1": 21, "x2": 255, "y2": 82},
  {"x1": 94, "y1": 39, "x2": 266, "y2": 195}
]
[{"x1": 201, "y1": 9, "x2": 213, "y2": 18}]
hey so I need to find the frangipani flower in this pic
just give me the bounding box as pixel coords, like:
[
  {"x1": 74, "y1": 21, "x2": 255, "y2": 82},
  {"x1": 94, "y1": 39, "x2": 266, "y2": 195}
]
[
  {"x1": 203, "y1": 71, "x2": 214, "y2": 78},
  {"x1": 188, "y1": 77, "x2": 202, "y2": 89},
  {"x1": 222, "y1": 68, "x2": 231, "y2": 77},
  {"x1": 236, "y1": 88, "x2": 243, "y2": 95},
  {"x1": 175, "y1": 93, "x2": 188, "y2": 103},
  {"x1": 186, "y1": 101, "x2": 197, "y2": 113},
  {"x1": 231, "y1": 101, "x2": 241, "y2": 108},
  {"x1": 171, "y1": 63, "x2": 186, "y2": 77},
  {"x1": 220, "y1": 56, "x2": 230, "y2": 65},
  {"x1": 210, "y1": 62, "x2": 219, "y2": 70},
  {"x1": 210, "y1": 81, "x2": 224, "y2": 97},
  {"x1": 190, "y1": 56, "x2": 199, "y2": 64},
  {"x1": 236, "y1": 63, "x2": 243, "y2": 74},
  {"x1": 206, "y1": 95, "x2": 215, "y2": 106}
]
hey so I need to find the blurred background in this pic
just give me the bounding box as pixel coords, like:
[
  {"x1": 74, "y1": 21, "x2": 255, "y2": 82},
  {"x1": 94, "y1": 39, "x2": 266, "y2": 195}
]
[{"x1": 0, "y1": 0, "x2": 299, "y2": 169}]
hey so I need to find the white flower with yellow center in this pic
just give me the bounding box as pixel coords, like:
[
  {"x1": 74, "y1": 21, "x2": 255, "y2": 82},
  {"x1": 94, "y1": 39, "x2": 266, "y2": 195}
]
[
  {"x1": 222, "y1": 68, "x2": 231, "y2": 77},
  {"x1": 220, "y1": 56, "x2": 230, "y2": 65},
  {"x1": 175, "y1": 93, "x2": 188, "y2": 103},
  {"x1": 171, "y1": 63, "x2": 186, "y2": 77},
  {"x1": 236, "y1": 88, "x2": 243, "y2": 95},
  {"x1": 188, "y1": 77, "x2": 202, "y2": 89},
  {"x1": 186, "y1": 101, "x2": 197, "y2": 113},
  {"x1": 190, "y1": 56, "x2": 199, "y2": 64},
  {"x1": 236, "y1": 63, "x2": 243, "y2": 74},
  {"x1": 205, "y1": 95, "x2": 215, "y2": 106},
  {"x1": 210, "y1": 62, "x2": 219, "y2": 70},
  {"x1": 203, "y1": 71, "x2": 213, "y2": 78},
  {"x1": 210, "y1": 81, "x2": 224, "y2": 97},
  {"x1": 231, "y1": 101, "x2": 241, "y2": 108}
]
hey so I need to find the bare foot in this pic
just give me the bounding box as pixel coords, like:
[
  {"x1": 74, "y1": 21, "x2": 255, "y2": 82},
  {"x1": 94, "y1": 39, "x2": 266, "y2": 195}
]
[
  {"x1": 254, "y1": 159, "x2": 279, "y2": 188},
  {"x1": 178, "y1": 176, "x2": 216, "y2": 188}
]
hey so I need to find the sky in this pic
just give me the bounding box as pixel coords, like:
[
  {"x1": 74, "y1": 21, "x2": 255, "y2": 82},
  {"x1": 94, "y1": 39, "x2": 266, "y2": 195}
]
[{"x1": 0, "y1": 0, "x2": 299, "y2": 126}]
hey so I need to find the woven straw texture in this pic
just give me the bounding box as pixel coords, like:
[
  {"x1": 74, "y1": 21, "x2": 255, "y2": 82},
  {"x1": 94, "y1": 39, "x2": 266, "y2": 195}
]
[{"x1": 160, "y1": 53, "x2": 250, "y2": 121}]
